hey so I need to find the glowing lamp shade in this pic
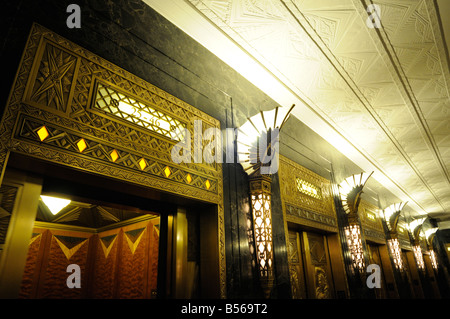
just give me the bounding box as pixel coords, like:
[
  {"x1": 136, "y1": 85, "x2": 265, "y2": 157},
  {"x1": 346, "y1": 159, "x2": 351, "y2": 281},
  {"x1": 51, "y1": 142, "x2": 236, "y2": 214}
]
[
  {"x1": 344, "y1": 224, "x2": 365, "y2": 272},
  {"x1": 40, "y1": 195, "x2": 71, "y2": 215},
  {"x1": 412, "y1": 245, "x2": 425, "y2": 270},
  {"x1": 381, "y1": 202, "x2": 407, "y2": 233},
  {"x1": 387, "y1": 238, "x2": 403, "y2": 271},
  {"x1": 430, "y1": 250, "x2": 438, "y2": 270},
  {"x1": 407, "y1": 218, "x2": 426, "y2": 241},
  {"x1": 338, "y1": 172, "x2": 373, "y2": 215},
  {"x1": 425, "y1": 227, "x2": 438, "y2": 242},
  {"x1": 237, "y1": 105, "x2": 295, "y2": 176}
]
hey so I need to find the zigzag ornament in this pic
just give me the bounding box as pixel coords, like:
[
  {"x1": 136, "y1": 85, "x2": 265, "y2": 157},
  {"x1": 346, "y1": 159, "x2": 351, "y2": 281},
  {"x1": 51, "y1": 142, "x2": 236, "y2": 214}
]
[
  {"x1": 54, "y1": 235, "x2": 87, "y2": 260},
  {"x1": 99, "y1": 234, "x2": 118, "y2": 258},
  {"x1": 124, "y1": 227, "x2": 146, "y2": 254}
]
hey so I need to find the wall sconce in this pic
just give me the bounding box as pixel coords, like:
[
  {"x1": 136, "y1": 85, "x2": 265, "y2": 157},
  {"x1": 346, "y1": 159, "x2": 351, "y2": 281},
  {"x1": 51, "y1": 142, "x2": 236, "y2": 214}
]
[
  {"x1": 338, "y1": 172, "x2": 373, "y2": 273},
  {"x1": 381, "y1": 202, "x2": 407, "y2": 235},
  {"x1": 238, "y1": 105, "x2": 295, "y2": 298},
  {"x1": 407, "y1": 218, "x2": 426, "y2": 271},
  {"x1": 387, "y1": 238, "x2": 403, "y2": 271},
  {"x1": 425, "y1": 227, "x2": 439, "y2": 270},
  {"x1": 344, "y1": 224, "x2": 365, "y2": 272},
  {"x1": 249, "y1": 173, "x2": 273, "y2": 298},
  {"x1": 380, "y1": 202, "x2": 407, "y2": 271}
]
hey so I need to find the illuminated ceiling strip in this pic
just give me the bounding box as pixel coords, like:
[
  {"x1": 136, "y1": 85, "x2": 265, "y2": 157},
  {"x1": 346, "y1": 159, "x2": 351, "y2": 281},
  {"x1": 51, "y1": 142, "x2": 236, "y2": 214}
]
[{"x1": 143, "y1": 0, "x2": 427, "y2": 217}]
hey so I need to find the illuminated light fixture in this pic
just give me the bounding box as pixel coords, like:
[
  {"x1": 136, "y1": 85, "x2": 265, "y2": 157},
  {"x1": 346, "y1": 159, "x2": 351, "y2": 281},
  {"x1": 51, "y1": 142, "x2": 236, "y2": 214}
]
[
  {"x1": 338, "y1": 172, "x2": 373, "y2": 215},
  {"x1": 387, "y1": 238, "x2": 403, "y2": 271},
  {"x1": 425, "y1": 227, "x2": 438, "y2": 242},
  {"x1": 205, "y1": 180, "x2": 211, "y2": 190},
  {"x1": 344, "y1": 224, "x2": 365, "y2": 273},
  {"x1": 164, "y1": 166, "x2": 171, "y2": 178},
  {"x1": 37, "y1": 126, "x2": 49, "y2": 141},
  {"x1": 94, "y1": 83, "x2": 186, "y2": 141},
  {"x1": 381, "y1": 202, "x2": 407, "y2": 234},
  {"x1": 412, "y1": 245, "x2": 425, "y2": 270},
  {"x1": 237, "y1": 105, "x2": 295, "y2": 176},
  {"x1": 250, "y1": 174, "x2": 273, "y2": 298},
  {"x1": 186, "y1": 173, "x2": 192, "y2": 184},
  {"x1": 425, "y1": 227, "x2": 439, "y2": 270},
  {"x1": 430, "y1": 250, "x2": 438, "y2": 270},
  {"x1": 296, "y1": 178, "x2": 322, "y2": 199},
  {"x1": 40, "y1": 195, "x2": 71, "y2": 215},
  {"x1": 110, "y1": 149, "x2": 119, "y2": 162},
  {"x1": 338, "y1": 172, "x2": 373, "y2": 273},
  {"x1": 237, "y1": 105, "x2": 295, "y2": 298},
  {"x1": 76, "y1": 138, "x2": 87, "y2": 153},
  {"x1": 407, "y1": 217, "x2": 426, "y2": 242},
  {"x1": 138, "y1": 158, "x2": 147, "y2": 170}
]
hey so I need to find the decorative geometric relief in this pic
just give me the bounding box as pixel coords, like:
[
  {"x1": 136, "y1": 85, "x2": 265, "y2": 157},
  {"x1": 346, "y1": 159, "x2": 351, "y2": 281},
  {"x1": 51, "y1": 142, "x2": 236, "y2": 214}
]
[
  {"x1": 92, "y1": 81, "x2": 187, "y2": 141},
  {"x1": 53, "y1": 235, "x2": 87, "y2": 260},
  {"x1": 0, "y1": 184, "x2": 19, "y2": 244},
  {"x1": 28, "y1": 43, "x2": 77, "y2": 112},
  {"x1": 30, "y1": 233, "x2": 42, "y2": 246},
  {"x1": 124, "y1": 228, "x2": 146, "y2": 254},
  {"x1": 314, "y1": 266, "x2": 330, "y2": 299},
  {"x1": 99, "y1": 234, "x2": 118, "y2": 258},
  {"x1": 279, "y1": 156, "x2": 335, "y2": 218},
  {"x1": 17, "y1": 117, "x2": 217, "y2": 193}
]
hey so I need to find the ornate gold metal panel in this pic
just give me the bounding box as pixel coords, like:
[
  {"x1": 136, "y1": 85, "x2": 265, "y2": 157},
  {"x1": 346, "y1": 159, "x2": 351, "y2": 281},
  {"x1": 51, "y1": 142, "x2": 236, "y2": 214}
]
[
  {"x1": 0, "y1": 24, "x2": 225, "y2": 297},
  {"x1": 279, "y1": 155, "x2": 337, "y2": 232},
  {"x1": 358, "y1": 200, "x2": 385, "y2": 244}
]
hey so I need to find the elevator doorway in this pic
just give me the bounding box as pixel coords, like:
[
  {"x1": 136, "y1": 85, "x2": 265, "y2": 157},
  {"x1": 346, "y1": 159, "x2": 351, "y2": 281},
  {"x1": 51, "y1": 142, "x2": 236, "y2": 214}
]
[
  {"x1": 287, "y1": 228, "x2": 335, "y2": 299},
  {"x1": 0, "y1": 155, "x2": 221, "y2": 299}
]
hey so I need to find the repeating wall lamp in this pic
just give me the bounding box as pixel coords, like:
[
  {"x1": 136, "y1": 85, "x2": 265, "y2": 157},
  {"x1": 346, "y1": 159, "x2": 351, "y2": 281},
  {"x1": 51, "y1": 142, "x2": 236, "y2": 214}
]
[
  {"x1": 380, "y1": 202, "x2": 407, "y2": 271},
  {"x1": 425, "y1": 227, "x2": 439, "y2": 270},
  {"x1": 237, "y1": 104, "x2": 295, "y2": 298},
  {"x1": 338, "y1": 171, "x2": 373, "y2": 273},
  {"x1": 407, "y1": 218, "x2": 426, "y2": 271}
]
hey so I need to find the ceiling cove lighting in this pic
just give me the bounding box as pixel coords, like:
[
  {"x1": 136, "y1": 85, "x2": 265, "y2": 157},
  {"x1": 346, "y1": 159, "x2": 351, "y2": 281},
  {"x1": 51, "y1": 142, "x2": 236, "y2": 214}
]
[{"x1": 40, "y1": 195, "x2": 71, "y2": 215}]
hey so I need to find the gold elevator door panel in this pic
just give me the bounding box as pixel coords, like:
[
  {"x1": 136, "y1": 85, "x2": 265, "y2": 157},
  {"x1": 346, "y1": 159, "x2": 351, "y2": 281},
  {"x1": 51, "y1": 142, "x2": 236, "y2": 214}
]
[
  {"x1": 287, "y1": 230, "x2": 307, "y2": 299},
  {"x1": 303, "y1": 231, "x2": 334, "y2": 299},
  {"x1": 288, "y1": 230, "x2": 334, "y2": 299}
]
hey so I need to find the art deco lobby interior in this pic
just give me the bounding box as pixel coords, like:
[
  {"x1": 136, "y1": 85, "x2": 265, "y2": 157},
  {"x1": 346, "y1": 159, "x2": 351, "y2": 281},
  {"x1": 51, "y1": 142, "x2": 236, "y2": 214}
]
[{"x1": 0, "y1": 0, "x2": 449, "y2": 299}]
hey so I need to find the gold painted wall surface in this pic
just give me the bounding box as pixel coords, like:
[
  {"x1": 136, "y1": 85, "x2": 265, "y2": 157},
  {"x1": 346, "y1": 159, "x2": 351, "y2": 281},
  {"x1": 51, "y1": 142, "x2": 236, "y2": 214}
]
[
  {"x1": 358, "y1": 200, "x2": 385, "y2": 244},
  {"x1": 279, "y1": 155, "x2": 337, "y2": 232},
  {"x1": 0, "y1": 24, "x2": 225, "y2": 297}
]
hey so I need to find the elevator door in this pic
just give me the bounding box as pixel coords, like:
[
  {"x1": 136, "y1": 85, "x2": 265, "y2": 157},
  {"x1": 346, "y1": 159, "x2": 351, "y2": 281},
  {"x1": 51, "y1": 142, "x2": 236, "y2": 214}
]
[
  {"x1": 288, "y1": 229, "x2": 334, "y2": 299},
  {"x1": 366, "y1": 243, "x2": 387, "y2": 298},
  {"x1": 287, "y1": 230, "x2": 307, "y2": 299}
]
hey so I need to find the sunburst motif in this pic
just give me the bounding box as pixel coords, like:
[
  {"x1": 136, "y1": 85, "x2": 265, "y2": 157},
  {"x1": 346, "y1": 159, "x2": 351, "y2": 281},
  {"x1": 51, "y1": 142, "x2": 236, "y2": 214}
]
[{"x1": 31, "y1": 46, "x2": 76, "y2": 111}]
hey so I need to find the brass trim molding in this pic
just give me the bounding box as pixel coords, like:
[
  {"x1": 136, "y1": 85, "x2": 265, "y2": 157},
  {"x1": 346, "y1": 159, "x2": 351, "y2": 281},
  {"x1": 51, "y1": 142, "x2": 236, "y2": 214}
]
[
  {"x1": 0, "y1": 23, "x2": 226, "y2": 297},
  {"x1": 33, "y1": 214, "x2": 157, "y2": 233}
]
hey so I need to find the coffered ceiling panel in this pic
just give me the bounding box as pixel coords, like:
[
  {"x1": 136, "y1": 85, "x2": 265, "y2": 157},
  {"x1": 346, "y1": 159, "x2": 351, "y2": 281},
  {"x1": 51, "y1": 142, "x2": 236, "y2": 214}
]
[{"x1": 145, "y1": 0, "x2": 450, "y2": 224}]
